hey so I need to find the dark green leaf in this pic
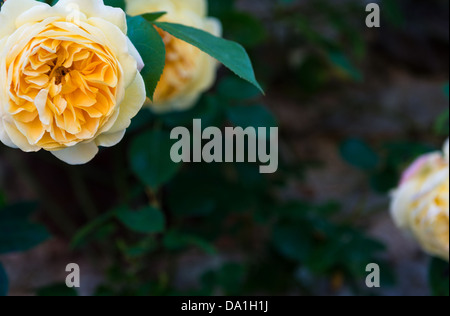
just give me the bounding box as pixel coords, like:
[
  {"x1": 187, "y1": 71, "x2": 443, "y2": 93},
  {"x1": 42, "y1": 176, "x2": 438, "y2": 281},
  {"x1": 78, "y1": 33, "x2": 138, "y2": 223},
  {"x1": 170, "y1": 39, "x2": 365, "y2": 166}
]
[
  {"x1": 116, "y1": 206, "x2": 165, "y2": 234},
  {"x1": 218, "y1": 76, "x2": 261, "y2": 100},
  {"x1": 129, "y1": 130, "x2": 181, "y2": 189},
  {"x1": 272, "y1": 225, "x2": 313, "y2": 262},
  {"x1": 103, "y1": 0, "x2": 125, "y2": 10},
  {"x1": 142, "y1": 12, "x2": 167, "y2": 22},
  {"x1": 154, "y1": 22, "x2": 263, "y2": 93},
  {"x1": 127, "y1": 16, "x2": 166, "y2": 100},
  {"x1": 163, "y1": 230, "x2": 216, "y2": 254},
  {"x1": 340, "y1": 139, "x2": 380, "y2": 171},
  {"x1": 0, "y1": 203, "x2": 50, "y2": 255},
  {"x1": 328, "y1": 51, "x2": 363, "y2": 82},
  {"x1": 71, "y1": 211, "x2": 116, "y2": 249}
]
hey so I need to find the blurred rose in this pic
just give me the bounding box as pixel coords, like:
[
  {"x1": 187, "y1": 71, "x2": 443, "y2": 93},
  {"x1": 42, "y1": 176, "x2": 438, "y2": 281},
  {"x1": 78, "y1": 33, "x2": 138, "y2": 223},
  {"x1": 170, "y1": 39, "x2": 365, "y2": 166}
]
[
  {"x1": 391, "y1": 139, "x2": 449, "y2": 261},
  {"x1": 126, "y1": 0, "x2": 222, "y2": 113},
  {"x1": 0, "y1": 0, "x2": 146, "y2": 164}
]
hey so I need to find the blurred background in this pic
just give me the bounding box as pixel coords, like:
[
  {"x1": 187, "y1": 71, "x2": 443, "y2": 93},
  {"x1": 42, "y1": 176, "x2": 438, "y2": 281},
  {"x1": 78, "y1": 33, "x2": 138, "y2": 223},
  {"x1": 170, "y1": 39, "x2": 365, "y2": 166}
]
[{"x1": 0, "y1": 0, "x2": 448, "y2": 296}]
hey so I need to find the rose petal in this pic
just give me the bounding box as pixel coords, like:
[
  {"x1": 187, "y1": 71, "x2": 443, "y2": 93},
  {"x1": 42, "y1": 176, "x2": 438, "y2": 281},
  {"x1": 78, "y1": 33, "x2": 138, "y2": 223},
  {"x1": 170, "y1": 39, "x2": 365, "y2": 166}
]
[{"x1": 51, "y1": 141, "x2": 99, "y2": 165}]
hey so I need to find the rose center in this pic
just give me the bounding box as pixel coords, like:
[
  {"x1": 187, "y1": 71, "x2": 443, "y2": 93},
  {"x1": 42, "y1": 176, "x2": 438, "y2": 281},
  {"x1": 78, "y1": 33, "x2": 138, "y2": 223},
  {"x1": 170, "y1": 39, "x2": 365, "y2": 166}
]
[{"x1": 51, "y1": 66, "x2": 70, "y2": 85}]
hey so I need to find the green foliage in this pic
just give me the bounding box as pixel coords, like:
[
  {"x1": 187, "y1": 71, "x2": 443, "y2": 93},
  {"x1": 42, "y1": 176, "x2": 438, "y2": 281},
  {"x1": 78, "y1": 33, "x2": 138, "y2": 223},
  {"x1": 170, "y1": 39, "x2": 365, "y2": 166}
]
[
  {"x1": 129, "y1": 130, "x2": 181, "y2": 190},
  {"x1": 153, "y1": 22, "x2": 263, "y2": 93},
  {"x1": 341, "y1": 139, "x2": 436, "y2": 193},
  {"x1": 340, "y1": 139, "x2": 380, "y2": 171},
  {"x1": 103, "y1": 0, "x2": 125, "y2": 10},
  {"x1": 127, "y1": 16, "x2": 166, "y2": 100},
  {"x1": 0, "y1": 203, "x2": 49, "y2": 255},
  {"x1": 0, "y1": 203, "x2": 49, "y2": 296},
  {"x1": 0, "y1": 263, "x2": 8, "y2": 297},
  {"x1": 116, "y1": 206, "x2": 165, "y2": 234},
  {"x1": 3, "y1": 0, "x2": 444, "y2": 297},
  {"x1": 272, "y1": 202, "x2": 386, "y2": 281},
  {"x1": 429, "y1": 258, "x2": 450, "y2": 296}
]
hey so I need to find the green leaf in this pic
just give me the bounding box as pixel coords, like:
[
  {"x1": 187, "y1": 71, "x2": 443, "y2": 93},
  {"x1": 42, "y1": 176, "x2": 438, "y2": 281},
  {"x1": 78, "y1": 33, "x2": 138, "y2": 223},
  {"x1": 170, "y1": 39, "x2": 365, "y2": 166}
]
[
  {"x1": 129, "y1": 130, "x2": 181, "y2": 190},
  {"x1": 226, "y1": 104, "x2": 277, "y2": 131},
  {"x1": 434, "y1": 109, "x2": 449, "y2": 136},
  {"x1": 127, "y1": 16, "x2": 166, "y2": 100},
  {"x1": 103, "y1": 0, "x2": 125, "y2": 10},
  {"x1": 429, "y1": 258, "x2": 449, "y2": 296},
  {"x1": 0, "y1": 263, "x2": 8, "y2": 297},
  {"x1": 340, "y1": 139, "x2": 380, "y2": 171},
  {"x1": 71, "y1": 211, "x2": 116, "y2": 249},
  {"x1": 163, "y1": 230, "x2": 216, "y2": 255},
  {"x1": 153, "y1": 22, "x2": 263, "y2": 93},
  {"x1": 218, "y1": 76, "x2": 261, "y2": 100},
  {"x1": 328, "y1": 51, "x2": 363, "y2": 82},
  {"x1": 142, "y1": 12, "x2": 167, "y2": 22},
  {"x1": 272, "y1": 224, "x2": 313, "y2": 262},
  {"x1": 36, "y1": 283, "x2": 78, "y2": 296},
  {"x1": 0, "y1": 203, "x2": 50, "y2": 255},
  {"x1": 116, "y1": 206, "x2": 165, "y2": 234}
]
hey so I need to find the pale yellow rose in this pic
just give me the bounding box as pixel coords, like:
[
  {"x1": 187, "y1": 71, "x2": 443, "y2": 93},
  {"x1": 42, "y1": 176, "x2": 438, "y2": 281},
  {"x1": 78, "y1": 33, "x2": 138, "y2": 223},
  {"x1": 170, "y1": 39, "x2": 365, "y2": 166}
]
[
  {"x1": 391, "y1": 139, "x2": 449, "y2": 261},
  {"x1": 126, "y1": 0, "x2": 222, "y2": 113},
  {"x1": 0, "y1": 0, "x2": 146, "y2": 164}
]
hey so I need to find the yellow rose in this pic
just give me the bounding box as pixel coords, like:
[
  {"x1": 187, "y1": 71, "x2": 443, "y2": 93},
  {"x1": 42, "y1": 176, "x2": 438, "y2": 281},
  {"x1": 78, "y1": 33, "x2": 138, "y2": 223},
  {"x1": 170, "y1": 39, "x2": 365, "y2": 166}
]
[
  {"x1": 391, "y1": 139, "x2": 449, "y2": 261},
  {"x1": 126, "y1": 0, "x2": 222, "y2": 112},
  {"x1": 0, "y1": 0, "x2": 146, "y2": 164}
]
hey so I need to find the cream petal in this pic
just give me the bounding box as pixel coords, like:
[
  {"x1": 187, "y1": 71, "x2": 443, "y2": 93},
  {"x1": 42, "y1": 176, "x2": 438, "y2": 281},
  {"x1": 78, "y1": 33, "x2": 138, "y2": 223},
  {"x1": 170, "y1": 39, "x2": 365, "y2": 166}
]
[
  {"x1": 205, "y1": 17, "x2": 223, "y2": 37},
  {"x1": 150, "y1": 45, "x2": 217, "y2": 113},
  {"x1": 126, "y1": 0, "x2": 206, "y2": 17},
  {"x1": 0, "y1": 0, "x2": 45, "y2": 39},
  {"x1": 0, "y1": 121, "x2": 18, "y2": 148},
  {"x1": 390, "y1": 181, "x2": 416, "y2": 229},
  {"x1": 127, "y1": 38, "x2": 144, "y2": 72},
  {"x1": 15, "y1": 2, "x2": 73, "y2": 28},
  {"x1": 54, "y1": 0, "x2": 127, "y2": 33},
  {"x1": 85, "y1": 17, "x2": 138, "y2": 88},
  {"x1": 35, "y1": 89, "x2": 52, "y2": 125},
  {"x1": 2, "y1": 120, "x2": 40, "y2": 152},
  {"x1": 125, "y1": 0, "x2": 175, "y2": 17},
  {"x1": 174, "y1": 0, "x2": 207, "y2": 17},
  {"x1": 95, "y1": 129, "x2": 126, "y2": 148},
  {"x1": 108, "y1": 72, "x2": 146, "y2": 134},
  {"x1": 51, "y1": 141, "x2": 99, "y2": 165}
]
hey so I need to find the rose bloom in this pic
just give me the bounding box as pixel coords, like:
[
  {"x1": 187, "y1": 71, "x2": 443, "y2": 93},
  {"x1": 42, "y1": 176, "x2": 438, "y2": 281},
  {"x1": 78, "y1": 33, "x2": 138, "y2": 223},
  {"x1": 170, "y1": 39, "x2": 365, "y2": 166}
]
[
  {"x1": 391, "y1": 139, "x2": 449, "y2": 261},
  {"x1": 126, "y1": 0, "x2": 222, "y2": 113},
  {"x1": 0, "y1": 0, "x2": 146, "y2": 164}
]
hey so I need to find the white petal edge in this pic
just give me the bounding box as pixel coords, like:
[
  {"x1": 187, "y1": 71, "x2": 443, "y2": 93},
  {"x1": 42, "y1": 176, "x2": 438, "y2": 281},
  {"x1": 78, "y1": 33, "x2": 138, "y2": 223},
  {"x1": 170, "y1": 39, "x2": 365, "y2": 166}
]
[
  {"x1": 0, "y1": 0, "x2": 44, "y2": 39},
  {"x1": 2, "y1": 120, "x2": 40, "y2": 152},
  {"x1": 95, "y1": 129, "x2": 126, "y2": 148},
  {"x1": 108, "y1": 72, "x2": 146, "y2": 134},
  {"x1": 52, "y1": 141, "x2": 99, "y2": 165},
  {"x1": 54, "y1": 0, "x2": 127, "y2": 33}
]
